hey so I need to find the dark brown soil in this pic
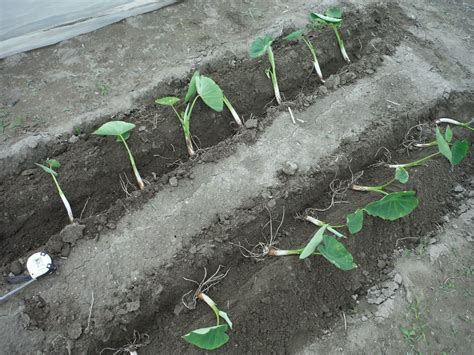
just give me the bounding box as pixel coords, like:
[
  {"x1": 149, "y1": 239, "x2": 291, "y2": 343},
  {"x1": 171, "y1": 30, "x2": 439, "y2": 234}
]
[
  {"x1": 74, "y1": 92, "x2": 472, "y2": 354},
  {"x1": 0, "y1": 5, "x2": 409, "y2": 266}
]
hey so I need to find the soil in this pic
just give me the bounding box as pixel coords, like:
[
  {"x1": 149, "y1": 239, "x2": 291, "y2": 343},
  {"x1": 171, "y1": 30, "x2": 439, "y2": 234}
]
[
  {"x1": 1, "y1": 1, "x2": 473, "y2": 354},
  {"x1": 0, "y1": 5, "x2": 407, "y2": 266}
]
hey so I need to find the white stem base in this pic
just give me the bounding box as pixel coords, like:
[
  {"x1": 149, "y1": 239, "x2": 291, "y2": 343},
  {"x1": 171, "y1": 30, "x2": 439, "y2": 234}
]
[
  {"x1": 313, "y1": 61, "x2": 325, "y2": 82},
  {"x1": 60, "y1": 193, "x2": 74, "y2": 223},
  {"x1": 341, "y1": 46, "x2": 350, "y2": 63}
]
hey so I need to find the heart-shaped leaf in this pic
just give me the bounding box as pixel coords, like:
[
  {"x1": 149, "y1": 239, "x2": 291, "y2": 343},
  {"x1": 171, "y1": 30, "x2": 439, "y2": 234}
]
[
  {"x1": 182, "y1": 325, "x2": 229, "y2": 350},
  {"x1": 436, "y1": 127, "x2": 452, "y2": 163},
  {"x1": 93, "y1": 121, "x2": 135, "y2": 137},
  {"x1": 365, "y1": 191, "x2": 419, "y2": 221},
  {"x1": 249, "y1": 35, "x2": 273, "y2": 58},
  {"x1": 155, "y1": 96, "x2": 180, "y2": 106},
  {"x1": 451, "y1": 139, "x2": 469, "y2": 165},
  {"x1": 47, "y1": 159, "x2": 61, "y2": 169},
  {"x1": 346, "y1": 209, "x2": 364, "y2": 234},
  {"x1": 318, "y1": 235, "x2": 356, "y2": 270},
  {"x1": 35, "y1": 163, "x2": 58, "y2": 177},
  {"x1": 219, "y1": 311, "x2": 233, "y2": 330},
  {"x1": 300, "y1": 225, "x2": 327, "y2": 259},
  {"x1": 309, "y1": 12, "x2": 342, "y2": 24},
  {"x1": 395, "y1": 167, "x2": 409, "y2": 184},
  {"x1": 325, "y1": 7, "x2": 342, "y2": 19},
  {"x1": 284, "y1": 29, "x2": 306, "y2": 41},
  {"x1": 185, "y1": 71, "x2": 200, "y2": 103},
  {"x1": 196, "y1": 76, "x2": 224, "y2": 112}
]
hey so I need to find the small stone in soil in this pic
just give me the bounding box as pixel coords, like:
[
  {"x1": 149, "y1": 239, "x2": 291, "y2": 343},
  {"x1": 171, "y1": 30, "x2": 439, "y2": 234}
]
[
  {"x1": 67, "y1": 322, "x2": 82, "y2": 340},
  {"x1": 244, "y1": 118, "x2": 258, "y2": 129},
  {"x1": 10, "y1": 260, "x2": 23, "y2": 275},
  {"x1": 282, "y1": 161, "x2": 298, "y2": 176},
  {"x1": 60, "y1": 223, "x2": 85, "y2": 245},
  {"x1": 169, "y1": 176, "x2": 178, "y2": 187},
  {"x1": 267, "y1": 199, "x2": 276, "y2": 208},
  {"x1": 61, "y1": 243, "x2": 71, "y2": 257}
]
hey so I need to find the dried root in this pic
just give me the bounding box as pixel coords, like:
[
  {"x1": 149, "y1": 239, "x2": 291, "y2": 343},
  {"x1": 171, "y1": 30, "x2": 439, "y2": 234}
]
[
  {"x1": 99, "y1": 330, "x2": 150, "y2": 355},
  {"x1": 231, "y1": 207, "x2": 285, "y2": 260},
  {"x1": 181, "y1": 266, "x2": 230, "y2": 310}
]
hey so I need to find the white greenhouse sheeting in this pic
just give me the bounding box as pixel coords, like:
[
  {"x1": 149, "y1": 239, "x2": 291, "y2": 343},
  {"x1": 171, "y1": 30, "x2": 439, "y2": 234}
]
[{"x1": 0, "y1": 0, "x2": 177, "y2": 58}]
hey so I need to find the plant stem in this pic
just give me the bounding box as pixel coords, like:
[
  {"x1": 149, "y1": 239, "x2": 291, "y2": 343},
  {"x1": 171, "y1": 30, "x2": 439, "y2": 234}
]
[
  {"x1": 51, "y1": 173, "x2": 74, "y2": 223},
  {"x1": 332, "y1": 26, "x2": 350, "y2": 63},
  {"x1": 267, "y1": 46, "x2": 282, "y2": 105},
  {"x1": 302, "y1": 36, "x2": 324, "y2": 82},
  {"x1": 437, "y1": 118, "x2": 474, "y2": 131},
  {"x1": 352, "y1": 177, "x2": 396, "y2": 195},
  {"x1": 304, "y1": 216, "x2": 345, "y2": 238},
  {"x1": 269, "y1": 247, "x2": 321, "y2": 256},
  {"x1": 388, "y1": 152, "x2": 440, "y2": 169},
  {"x1": 119, "y1": 134, "x2": 144, "y2": 190},
  {"x1": 223, "y1": 96, "x2": 242, "y2": 127},
  {"x1": 182, "y1": 96, "x2": 201, "y2": 157},
  {"x1": 198, "y1": 292, "x2": 220, "y2": 326},
  {"x1": 414, "y1": 141, "x2": 437, "y2": 148}
]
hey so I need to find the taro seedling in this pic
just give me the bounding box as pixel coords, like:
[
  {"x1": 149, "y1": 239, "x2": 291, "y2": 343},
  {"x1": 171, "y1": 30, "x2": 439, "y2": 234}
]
[
  {"x1": 436, "y1": 117, "x2": 474, "y2": 132},
  {"x1": 93, "y1": 121, "x2": 145, "y2": 190},
  {"x1": 182, "y1": 266, "x2": 232, "y2": 350},
  {"x1": 284, "y1": 27, "x2": 325, "y2": 82},
  {"x1": 310, "y1": 7, "x2": 350, "y2": 63},
  {"x1": 250, "y1": 35, "x2": 282, "y2": 105},
  {"x1": 156, "y1": 72, "x2": 232, "y2": 157},
  {"x1": 35, "y1": 159, "x2": 74, "y2": 223}
]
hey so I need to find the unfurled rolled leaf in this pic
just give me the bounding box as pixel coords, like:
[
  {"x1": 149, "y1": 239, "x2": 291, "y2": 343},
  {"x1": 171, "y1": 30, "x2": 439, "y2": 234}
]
[
  {"x1": 155, "y1": 96, "x2": 180, "y2": 106},
  {"x1": 395, "y1": 167, "x2": 409, "y2": 184},
  {"x1": 47, "y1": 159, "x2": 61, "y2": 169},
  {"x1": 318, "y1": 235, "x2": 356, "y2": 270},
  {"x1": 196, "y1": 76, "x2": 224, "y2": 112},
  {"x1": 451, "y1": 139, "x2": 469, "y2": 165},
  {"x1": 365, "y1": 191, "x2": 419, "y2": 221},
  {"x1": 445, "y1": 126, "x2": 453, "y2": 143},
  {"x1": 436, "y1": 127, "x2": 452, "y2": 163},
  {"x1": 182, "y1": 325, "x2": 229, "y2": 350},
  {"x1": 325, "y1": 7, "x2": 342, "y2": 19},
  {"x1": 300, "y1": 224, "x2": 327, "y2": 259},
  {"x1": 93, "y1": 121, "x2": 135, "y2": 137},
  {"x1": 35, "y1": 163, "x2": 58, "y2": 177},
  {"x1": 309, "y1": 12, "x2": 342, "y2": 24},
  {"x1": 284, "y1": 29, "x2": 306, "y2": 41},
  {"x1": 249, "y1": 35, "x2": 273, "y2": 58},
  {"x1": 185, "y1": 71, "x2": 200, "y2": 102},
  {"x1": 346, "y1": 209, "x2": 364, "y2": 234},
  {"x1": 219, "y1": 311, "x2": 233, "y2": 329}
]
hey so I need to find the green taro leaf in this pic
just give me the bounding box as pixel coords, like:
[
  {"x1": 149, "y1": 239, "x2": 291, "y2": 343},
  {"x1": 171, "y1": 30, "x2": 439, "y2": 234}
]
[
  {"x1": 300, "y1": 224, "x2": 328, "y2": 259},
  {"x1": 346, "y1": 209, "x2": 364, "y2": 234},
  {"x1": 284, "y1": 29, "x2": 306, "y2": 41},
  {"x1": 35, "y1": 163, "x2": 58, "y2": 177},
  {"x1": 395, "y1": 167, "x2": 409, "y2": 184},
  {"x1": 326, "y1": 7, "x2": 342, "y2": 19},
  {"x1": 365, "y1": 191, "x2": 419, "y2": 221},
  {"x1": 445, "y1": 125, "x2": 453, "y2": 143},
  {"x1": 182, "y1": 325, "x2": 229, "y2": 350},
  {"x1": 249, "y1": 35, "x2": 273, "y2": 58},
  {"x1": 196, "y1": 76, "x2": 224, "y2": 112},
  {"x1": 318, "y1": 235, "x2": 356, "y2": 270},
  {"x1": 436, "y1": 127, "x2": 452, "y2": 163},
  {"x1": 185, "y1": 71, "x2": 200, "y2": 102},
  {"x1": 47, "y1": 159, "x2": 61, "y2": 169},
  {"x1": 451, "y1": 139, "x2": 469, "y2": 165},
  {"x1": 310, "y1": 12, "x2": 342, "y2": 24},
  {"x1": 155, "y1": 96, "x2": 180, "y2": 106},
  {"x1": 93, "y1": 121, "x2": 135, "y2": 137},
  {"x1": 219, "y1": 311, "x2": 233, "y2": 329}
]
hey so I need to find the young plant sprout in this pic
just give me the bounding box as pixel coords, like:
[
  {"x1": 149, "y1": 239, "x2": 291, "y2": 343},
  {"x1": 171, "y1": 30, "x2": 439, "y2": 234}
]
[
  {"x1": 35, "y1": 159, "x2": 74, "y2": 223},
  {"x1": 310, "y1": 7, "x2": 350, "y2": 63},
  {"x1": 182, "y1": 266, "x2": 232, "y2": 350},
  {"x1": 388, "y1": 126, "x2": 469, "y2": 169},
  {"x1": 352, "y1": 166, "x2": 410, "y2": 194},
  {"x1": 93, "y1": 121, "x2": 144, "y2": 190},
  {"x1": 285, "y1": 28, "x2": 325, "y2": 82},
  {"x1": 250, "y1": 35, "x2": 282, "y2": 105},
  {"x1": 156, "y1": 72, "x2": 232, "y2": 156}
]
